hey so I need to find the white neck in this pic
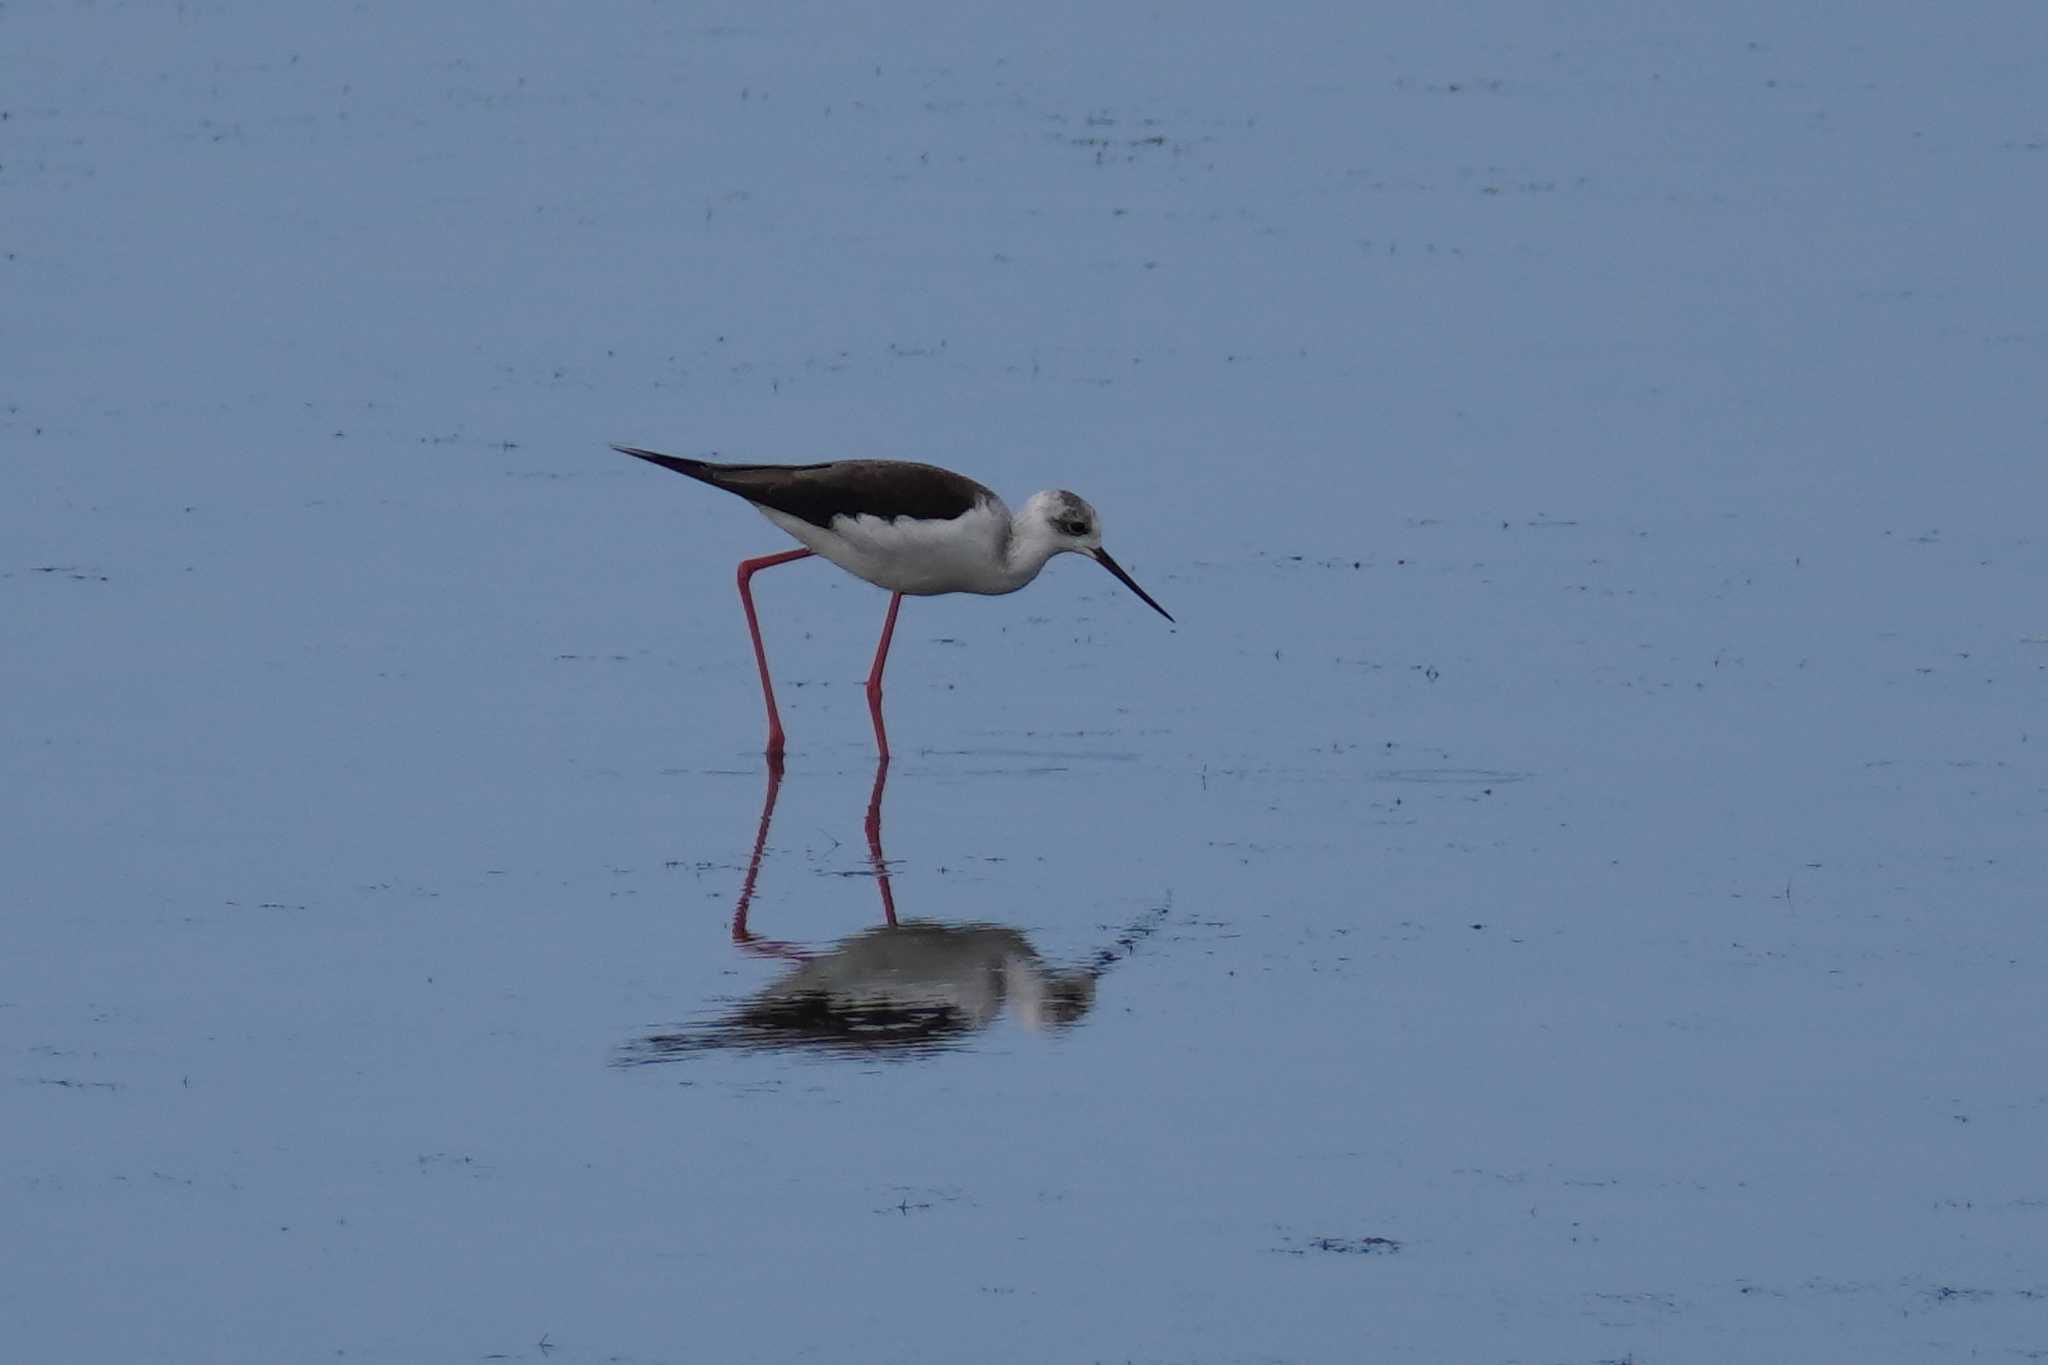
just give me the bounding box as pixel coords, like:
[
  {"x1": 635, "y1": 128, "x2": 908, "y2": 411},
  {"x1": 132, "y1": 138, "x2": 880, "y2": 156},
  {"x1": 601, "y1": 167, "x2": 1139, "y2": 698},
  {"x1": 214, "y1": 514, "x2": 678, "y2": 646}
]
[
  {"x1": 999, "y1": 511, "x2": 1066, "y2": 590},
  {"x1": 992, "y1": 491, "x2": 1084, "y2": 592}
]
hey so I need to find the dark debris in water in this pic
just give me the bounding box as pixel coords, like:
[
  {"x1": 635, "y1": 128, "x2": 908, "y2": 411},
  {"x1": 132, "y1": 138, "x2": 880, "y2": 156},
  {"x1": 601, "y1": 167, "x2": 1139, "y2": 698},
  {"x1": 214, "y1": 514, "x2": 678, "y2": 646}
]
[
  {"x1": 1373, "y1": 767, "x2": 1530, "y2": 785},
  {"x1": 1275, "y1": 1233, "x2": 1402, "y2": 1257},
  {"x1": 1930, "y1": 1284, "x2": 2042, "y2": 1304},
  {"x1": 22, "y1": 565, "x2": 109, "y2": 582},
  {"x1": 34, "y1": 1076, "x2": 125, "y2": 1092}
]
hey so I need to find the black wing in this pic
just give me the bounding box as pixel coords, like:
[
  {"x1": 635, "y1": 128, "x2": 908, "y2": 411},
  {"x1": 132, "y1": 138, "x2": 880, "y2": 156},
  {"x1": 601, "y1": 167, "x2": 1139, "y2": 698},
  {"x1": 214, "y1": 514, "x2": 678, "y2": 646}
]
[{"x1": 614, "y1": 446, "x2": 993, "y2": 529}]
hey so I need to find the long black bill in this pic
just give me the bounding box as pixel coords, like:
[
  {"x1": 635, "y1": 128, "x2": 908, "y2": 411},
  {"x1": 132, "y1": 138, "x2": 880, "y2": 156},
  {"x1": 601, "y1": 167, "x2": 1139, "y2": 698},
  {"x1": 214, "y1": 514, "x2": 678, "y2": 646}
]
[{"x1": 1089, "y1": 548, "x2": 1175, "y2": 623}]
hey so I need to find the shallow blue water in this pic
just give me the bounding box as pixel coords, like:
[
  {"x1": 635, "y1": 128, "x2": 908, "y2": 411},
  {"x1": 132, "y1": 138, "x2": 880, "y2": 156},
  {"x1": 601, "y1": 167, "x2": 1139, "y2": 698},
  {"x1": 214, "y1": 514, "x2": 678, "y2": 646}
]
[{"x1": 6, "y1": 3, "x2": 2046, "y2": 1361}]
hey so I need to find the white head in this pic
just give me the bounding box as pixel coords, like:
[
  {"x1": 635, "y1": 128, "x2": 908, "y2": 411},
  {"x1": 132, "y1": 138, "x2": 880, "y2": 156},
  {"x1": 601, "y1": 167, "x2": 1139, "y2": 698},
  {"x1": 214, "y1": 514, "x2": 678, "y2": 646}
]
[{"x1": 1015, "y1": 490, "x2": 1174, "y2": 622}]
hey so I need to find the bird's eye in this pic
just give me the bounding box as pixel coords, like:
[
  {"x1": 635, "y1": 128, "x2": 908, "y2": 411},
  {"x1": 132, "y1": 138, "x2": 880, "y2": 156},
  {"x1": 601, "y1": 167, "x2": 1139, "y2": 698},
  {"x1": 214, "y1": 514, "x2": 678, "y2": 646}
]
[{"x1": 1061, "y1": 519, "x2": 1089, "y2": 537}]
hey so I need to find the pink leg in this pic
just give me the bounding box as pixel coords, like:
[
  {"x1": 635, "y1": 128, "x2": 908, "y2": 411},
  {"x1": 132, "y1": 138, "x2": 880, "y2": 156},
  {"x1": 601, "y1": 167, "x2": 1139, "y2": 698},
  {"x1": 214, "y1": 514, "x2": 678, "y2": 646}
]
[
  {"x1": 865, "y1": 592, "x2": 904, "y2": 761},
  {"x1": 863, "y1": 756, "x2": 899, "y2": 927},
  {"x1": 736, "y1": 548, "x2": 815, "y2": 758}
]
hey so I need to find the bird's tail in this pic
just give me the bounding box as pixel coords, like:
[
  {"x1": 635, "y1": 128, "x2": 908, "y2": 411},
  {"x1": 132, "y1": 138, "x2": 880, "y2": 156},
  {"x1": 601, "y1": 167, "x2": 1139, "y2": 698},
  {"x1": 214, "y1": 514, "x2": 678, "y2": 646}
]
[{"x1": 613, "y1": 444, "x2": 720, "y2": 485}]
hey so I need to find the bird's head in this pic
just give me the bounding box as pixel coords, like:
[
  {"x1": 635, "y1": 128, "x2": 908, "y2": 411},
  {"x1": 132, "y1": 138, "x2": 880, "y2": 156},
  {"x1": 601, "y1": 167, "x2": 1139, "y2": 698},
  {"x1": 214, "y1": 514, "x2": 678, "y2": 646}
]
[{"x1": 1019, "y1": 490, "x2": 1174, "y2": 623}]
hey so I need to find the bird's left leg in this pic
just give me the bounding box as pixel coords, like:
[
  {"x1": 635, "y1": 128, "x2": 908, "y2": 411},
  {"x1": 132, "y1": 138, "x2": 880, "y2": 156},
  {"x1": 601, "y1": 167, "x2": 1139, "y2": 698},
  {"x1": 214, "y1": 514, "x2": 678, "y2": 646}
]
[{"x1": 736, "y1": 547, "x2": 815, "y2": 758}]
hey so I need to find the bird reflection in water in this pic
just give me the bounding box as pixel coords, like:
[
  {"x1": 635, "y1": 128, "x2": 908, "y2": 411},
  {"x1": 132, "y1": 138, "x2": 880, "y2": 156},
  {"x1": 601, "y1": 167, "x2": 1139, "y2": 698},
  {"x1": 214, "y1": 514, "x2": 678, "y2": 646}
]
[{"x1": 621, "y1": 760, "x2": 1160, "y2": 1063}]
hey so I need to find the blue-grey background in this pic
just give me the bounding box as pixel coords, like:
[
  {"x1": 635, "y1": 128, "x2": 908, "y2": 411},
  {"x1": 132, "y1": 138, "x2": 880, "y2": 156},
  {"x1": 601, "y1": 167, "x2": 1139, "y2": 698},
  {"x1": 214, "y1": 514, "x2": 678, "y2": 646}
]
[{"x1": 5, "y1": 2, "x2": 2045, "y2": 1361}]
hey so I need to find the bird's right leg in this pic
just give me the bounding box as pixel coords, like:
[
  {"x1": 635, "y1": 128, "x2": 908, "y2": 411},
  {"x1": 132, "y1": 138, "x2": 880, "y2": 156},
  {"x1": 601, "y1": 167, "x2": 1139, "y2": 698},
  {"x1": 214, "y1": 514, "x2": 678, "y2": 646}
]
[
  {"x1": 864, "y1": 592, "x2": 904, "y2": 762},
  {"x1": 736, "y1": 548, "x2": 815, "y2": 758}
]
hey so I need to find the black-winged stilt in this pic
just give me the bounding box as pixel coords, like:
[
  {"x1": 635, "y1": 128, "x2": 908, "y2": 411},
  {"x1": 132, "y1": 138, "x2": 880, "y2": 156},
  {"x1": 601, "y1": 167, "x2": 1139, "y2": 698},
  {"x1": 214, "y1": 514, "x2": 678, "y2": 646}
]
[{"x1": 615, "y1": 445, "x2": 1173, "y2": 759}]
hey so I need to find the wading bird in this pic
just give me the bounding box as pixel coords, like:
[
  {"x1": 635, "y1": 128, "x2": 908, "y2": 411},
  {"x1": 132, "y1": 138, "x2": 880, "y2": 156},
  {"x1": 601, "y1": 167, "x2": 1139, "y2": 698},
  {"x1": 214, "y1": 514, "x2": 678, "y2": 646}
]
[{"x1": 615, "y1": 445, "x2": 1173, "y2": 759}]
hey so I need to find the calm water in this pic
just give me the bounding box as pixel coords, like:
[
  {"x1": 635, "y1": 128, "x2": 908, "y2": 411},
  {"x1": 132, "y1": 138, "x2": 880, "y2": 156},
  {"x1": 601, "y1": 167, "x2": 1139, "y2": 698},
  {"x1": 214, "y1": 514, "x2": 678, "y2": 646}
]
[{"x1": 7, "y1": 3, "x2": 2045, "y2": 1361}]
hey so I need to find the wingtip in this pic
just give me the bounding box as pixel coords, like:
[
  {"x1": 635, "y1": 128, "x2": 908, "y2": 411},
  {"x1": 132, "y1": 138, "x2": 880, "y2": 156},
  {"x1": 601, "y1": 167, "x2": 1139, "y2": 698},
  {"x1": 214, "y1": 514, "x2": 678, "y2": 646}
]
[{"x1": 614, "y1": 445, "x2": 711, "y2": 479}]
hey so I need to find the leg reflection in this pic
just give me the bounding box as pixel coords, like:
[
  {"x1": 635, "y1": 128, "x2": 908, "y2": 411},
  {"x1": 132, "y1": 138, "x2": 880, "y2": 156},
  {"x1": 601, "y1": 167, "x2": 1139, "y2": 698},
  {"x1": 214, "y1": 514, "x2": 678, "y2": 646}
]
[
  {"x1": 865, "y1": 757, "x2": 898, "y2": 927},
  {"x1": 730, "y1": 755, "x2": 897, "y2": 957},
  {"x1": 730, "y1": 755, "x2": 806, "y2": 960}
]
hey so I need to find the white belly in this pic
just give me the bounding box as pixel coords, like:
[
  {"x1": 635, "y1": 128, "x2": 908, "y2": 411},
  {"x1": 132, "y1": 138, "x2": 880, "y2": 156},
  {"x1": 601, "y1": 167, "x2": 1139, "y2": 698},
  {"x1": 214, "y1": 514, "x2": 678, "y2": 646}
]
[{"x1": 757, "y1": 503, "x2": 1020, "y2": 596}]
